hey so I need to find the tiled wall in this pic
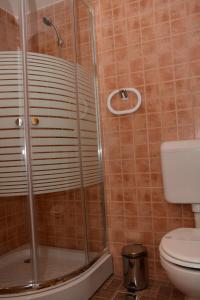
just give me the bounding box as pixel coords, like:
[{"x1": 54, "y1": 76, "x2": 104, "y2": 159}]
[
  {"x1": 85, "y1": 184, "x2": 106, "y2": 254},
  {"x1": 0, "y1": 197, "x2": 29, "y2": 256},
  {"x1": 27, "y1": 0, "x2": 95, "y2": 69},
  {"x1": 36, "y1": 189, "x2": 85, "y2": 249},
  {"x1": 76, "y1": 0, "x2": 94, "y2": 72},
  {"x1": 94, "y1": 0, "x2": 200, "y2": 281},
  {"x1": 0, "y1": 8, "x2": 19, "y2": 51},
  {"x1": 0, "y1": 186, "x2": 104, "y2": 256},
  {"x1": 28, "y1": 0, "x2": 74, "y2": 61},
  {"x1": 36, "y1": 184, "x2": 105, "y2": 254}
]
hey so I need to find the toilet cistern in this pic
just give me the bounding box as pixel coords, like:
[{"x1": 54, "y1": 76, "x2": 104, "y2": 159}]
[{"x1": 161, "y1": 140, "x2": 200, "y2": 228}]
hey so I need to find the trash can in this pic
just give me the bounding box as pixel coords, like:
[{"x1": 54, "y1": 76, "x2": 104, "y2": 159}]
[{"x1": 122, "y1": 243, "x2": 148, "y2": 292}]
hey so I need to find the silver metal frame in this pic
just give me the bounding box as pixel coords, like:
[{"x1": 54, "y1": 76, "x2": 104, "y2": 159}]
[
  {"x1": 89, "y1": 4, "x2": 109, "y2": 251},
  {"x1": 72, "y1": 0, "x2": 90, "y2": 265},
  {"x1": 19, "y1": 0, "x2": 39, "y2": 287}
]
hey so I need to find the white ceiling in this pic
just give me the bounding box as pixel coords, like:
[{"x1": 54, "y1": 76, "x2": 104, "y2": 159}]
[{"x1": 0, "y1": 0, "x2": 63, "y2": 18}]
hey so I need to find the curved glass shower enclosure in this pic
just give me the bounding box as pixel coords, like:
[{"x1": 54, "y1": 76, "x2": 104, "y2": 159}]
[{"x1": 0, "y1": 0, "x2": 107, "y2": 293}]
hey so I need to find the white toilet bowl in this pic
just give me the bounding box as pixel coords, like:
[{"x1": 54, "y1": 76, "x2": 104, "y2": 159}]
[{"x1": 159, "y1": 228, "x2": 200, "y2": 300}]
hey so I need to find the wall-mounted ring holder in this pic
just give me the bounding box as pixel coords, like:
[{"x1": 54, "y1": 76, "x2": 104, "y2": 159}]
[{"x1": 107, "y1": 87, "x2": 142, "y2": 116}]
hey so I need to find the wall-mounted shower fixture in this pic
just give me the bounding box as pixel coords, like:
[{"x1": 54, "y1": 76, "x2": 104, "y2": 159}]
[{"x1": 42, "y1": 16, "x2": 64, "y2": 47}]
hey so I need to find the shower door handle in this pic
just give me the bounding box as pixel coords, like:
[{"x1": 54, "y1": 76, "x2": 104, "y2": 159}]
[
  {"x1": 31, "y1": 117, "x2": 39, "y2": 126},
  {"x1": 15, "y1": 117, "x2": 39, "y2": 127},
  {"x1": 15, "y1": 118, "x2": 23, "y2": 127}
]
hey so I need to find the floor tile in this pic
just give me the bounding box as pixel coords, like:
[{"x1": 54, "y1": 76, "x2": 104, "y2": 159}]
[
  {"x1": 90, "y1": 276, "x2": 185, "y2": 300},
  {"x1": 113, "y1": 292, "x2": 138, "y2": 300}
]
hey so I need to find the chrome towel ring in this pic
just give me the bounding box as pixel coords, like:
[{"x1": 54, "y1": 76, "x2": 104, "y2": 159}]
[{"x1": 107, "y1": 87, "x2": 142, "y2": 115}]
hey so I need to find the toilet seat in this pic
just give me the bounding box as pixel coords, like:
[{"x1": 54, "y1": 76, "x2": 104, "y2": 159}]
[{"x1": 159, "y1": 228, "x2": 200, "y2": 269}]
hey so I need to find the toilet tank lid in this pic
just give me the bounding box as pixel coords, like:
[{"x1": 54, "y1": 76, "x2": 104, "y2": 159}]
[
  {"x1": 161, "y1": 140, "x2": 200, "y2": 152},
  {"x1": 160, "y1": 228, "x2": 200, "y2": 265}
]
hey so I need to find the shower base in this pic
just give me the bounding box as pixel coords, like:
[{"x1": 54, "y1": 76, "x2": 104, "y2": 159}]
[
  {"x1": 0, "y1": 246, "x2": 113, "y2": 300},
  {"x1": 0, "y1": 245, "x2": 95, "y2": 287}
]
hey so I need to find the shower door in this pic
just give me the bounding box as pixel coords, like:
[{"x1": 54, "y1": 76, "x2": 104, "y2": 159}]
[
  {"x1": 0, "y1": 0, "x2": 34, "y2": 289},
  {"x1": 0, "y1": 0, "x2": 107, "y2": 292},
  {"x1": 75, "y1": 0, "x2": 107, "y2": 262},
  {"x1": 26, "y1": 0, "x2": 107, "y2": 284},
  {"x1": 26, "y1": 0, "x2": 89, "y2": 284}
]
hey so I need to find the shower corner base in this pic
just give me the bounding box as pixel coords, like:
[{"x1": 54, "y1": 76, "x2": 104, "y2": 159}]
[{"x1": 0, "y1": 253, "x2": 113, "y2": 300}]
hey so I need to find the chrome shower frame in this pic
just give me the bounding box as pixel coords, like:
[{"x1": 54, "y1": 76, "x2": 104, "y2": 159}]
[{"x1": 0, "y1": 0, "x2": 109, "y2": 295}]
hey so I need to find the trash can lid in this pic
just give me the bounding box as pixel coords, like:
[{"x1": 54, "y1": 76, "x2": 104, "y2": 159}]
[{"x1": 122, "y1": 243, "x2": 147, "y2": 258}]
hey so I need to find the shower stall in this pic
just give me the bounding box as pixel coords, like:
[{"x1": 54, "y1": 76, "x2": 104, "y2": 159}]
[{"x1": 0, "y1": 0, "x2": 112, "y2": 299}]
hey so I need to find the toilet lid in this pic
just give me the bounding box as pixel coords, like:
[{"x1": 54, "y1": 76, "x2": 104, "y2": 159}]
[{"x1": 160, "y1": 228, "x2": 200, "y2": 269}]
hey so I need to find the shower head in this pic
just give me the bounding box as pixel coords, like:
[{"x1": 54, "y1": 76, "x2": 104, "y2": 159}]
[
  {"x1": 43, "y1": 16, "x2": 53, "y2": 27},
  {"x1": 42, "y1": 16, "x2": 64, "y2": 47}
]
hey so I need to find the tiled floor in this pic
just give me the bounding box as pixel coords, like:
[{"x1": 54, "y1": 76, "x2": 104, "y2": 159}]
[{"x1": 90, "y1": 276, "x2": 185, "y2": 300}]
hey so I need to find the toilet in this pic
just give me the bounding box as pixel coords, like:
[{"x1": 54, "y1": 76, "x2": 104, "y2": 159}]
[
  {"x1": 160, "y1": 228, "x2": 200, "y2": 300},
  {"x1": 160, "y1": 140, "x2": 200, "y2": 300}
]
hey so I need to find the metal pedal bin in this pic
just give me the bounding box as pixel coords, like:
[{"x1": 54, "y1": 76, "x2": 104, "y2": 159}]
[{"x1": 122, "y1": 243, "x2": 148, "y2": 292}]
